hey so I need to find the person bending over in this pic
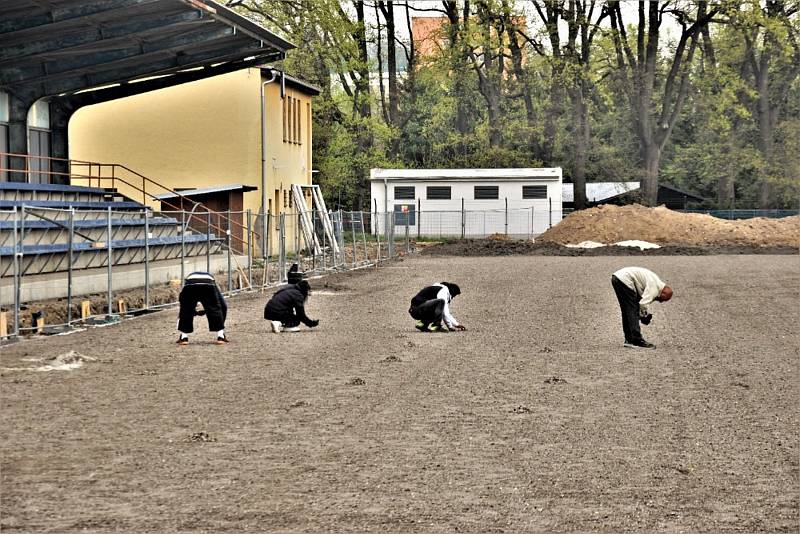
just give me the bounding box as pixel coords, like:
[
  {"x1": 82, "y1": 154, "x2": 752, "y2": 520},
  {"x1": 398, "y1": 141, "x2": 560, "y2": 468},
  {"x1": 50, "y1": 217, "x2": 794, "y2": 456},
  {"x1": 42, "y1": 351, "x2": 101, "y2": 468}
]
[
  {"x1": 611, "y1": 266, "x2": 673, "y2": 349},
  {"x1": 409, "y1": 282, "x2": 466, "y2": 333},
  {"x1": 264, "y1": 280, "x2": 319, "y2": 333},
  {"x1": 176, "y1": 271, "x2": 228, "y2": 345}
]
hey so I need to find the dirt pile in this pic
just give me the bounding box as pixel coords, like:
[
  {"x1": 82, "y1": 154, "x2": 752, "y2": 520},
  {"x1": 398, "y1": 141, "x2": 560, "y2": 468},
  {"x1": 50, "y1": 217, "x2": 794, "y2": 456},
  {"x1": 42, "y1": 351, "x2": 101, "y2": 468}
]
[{"x1": 539, "y1": 204, "x2": 800, "y2": 247}]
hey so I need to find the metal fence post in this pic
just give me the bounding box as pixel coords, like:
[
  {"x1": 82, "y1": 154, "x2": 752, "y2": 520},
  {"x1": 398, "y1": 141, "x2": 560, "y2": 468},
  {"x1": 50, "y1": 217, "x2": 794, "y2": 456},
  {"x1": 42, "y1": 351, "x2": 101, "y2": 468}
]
[
  {"x1": 374, "y1": 211, "x2": 382, "y2": 262},
  {"x1": 461, "y1": 198, "x2": 465, "y2": 239},
  {"x1": 144, "y1": 209, "x2": 150, "y2": 310},
  {"x1": 226, "y1": 209, "x2": 232, "y2": 294},
  {"x1": 350, "y1": 211, "x2": 358, "y2": 267},
  {"x1": 206, "y1": 211, "x2": 211, "y2": 273},
  {"x1": 279, "y1": 212, "x2": 286, "y2": 282},
  {"x1": 360, "y1": 211, "x2": 369, "y2": 263},
  {"x1": 67, "y1": 207, "x2": 74, "y2": 326},
  {"x1": 387, "y1": 211, "x2": 394, "y2": 259},
  {"x1": 261, "y1": 207, "x2": 268, "y2": 259},
  {"x1": 247, "y1": 209, "x2": 253, "y2": 288},
  {"x1": 320, "y1": 210, "x2": 327, "y2": 270},
  {"x1": 549, "y1": 197, "x2": 552, "y2": 228},
  {"x1": 505, "y1": 198, "x2": 508, "y2": 235},
  {"x1": 337, "y1": 210, "x2": 346, "y2": 267},
  {"x1": 417, "y1": 198, "x2": 421, "y2": 239},
  {"x1": 12, "y1": 206, "x2": 20, "y2": 337},
  {"x1": 405, "y1": 218, "x2": 410, "y2": 253},
  {"x1": 107, "y1": 207, "x2": 113, "y2": 316},
  {"x1": 180, "y1": 210, "x2": 186, "y2": 284}
]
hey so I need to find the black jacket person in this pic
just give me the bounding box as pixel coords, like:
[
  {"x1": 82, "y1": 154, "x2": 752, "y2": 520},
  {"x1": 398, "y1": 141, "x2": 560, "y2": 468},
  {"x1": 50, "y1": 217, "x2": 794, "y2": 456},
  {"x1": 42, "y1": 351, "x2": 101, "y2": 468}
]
[
  {"x1": 264, "y1": 280, "x2": 319, "y2": 333},
  {"x1": 409, "y1": 282, "x2": 466, "y2": 332},
  {"x1": 177, "y1": 272, "x2": 228, "y2": 345}
]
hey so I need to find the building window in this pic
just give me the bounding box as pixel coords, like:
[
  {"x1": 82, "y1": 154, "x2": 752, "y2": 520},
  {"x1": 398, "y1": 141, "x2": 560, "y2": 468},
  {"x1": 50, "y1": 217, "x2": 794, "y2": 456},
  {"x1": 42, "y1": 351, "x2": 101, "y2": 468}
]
[
  {"x1": 394, "y1": 204, "x2": 416, "y2": 226},
  {"x1": 426, "y1": 186, "x2": 451, "y2": 200},
  {"x1": 394, "y1": 186, "x2": 415, "y2": 200},
  {"x1": 27, "y1": 100, "x2": 51, "y2": 184},
  {"x1": 522, "y1": 185, "x2": 548, "y2": 199},
  {"x1": 474, "y1": 185, "x2": 499, "y2": 200}
]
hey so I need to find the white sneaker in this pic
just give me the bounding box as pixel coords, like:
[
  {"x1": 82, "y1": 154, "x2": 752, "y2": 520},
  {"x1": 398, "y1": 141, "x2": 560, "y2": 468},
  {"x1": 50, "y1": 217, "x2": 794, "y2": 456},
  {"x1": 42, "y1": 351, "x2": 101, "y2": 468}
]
[
  {"x1": 270, "y1": 321, "x2": 282, "y2": 333},
  {"x1": 283, "y1": 326, "x2": 301, "y2": 333}
]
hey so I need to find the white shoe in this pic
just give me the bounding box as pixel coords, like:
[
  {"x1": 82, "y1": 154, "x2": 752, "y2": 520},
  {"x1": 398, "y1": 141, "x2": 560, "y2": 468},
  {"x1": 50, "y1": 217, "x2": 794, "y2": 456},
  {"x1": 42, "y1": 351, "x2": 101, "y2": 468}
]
[
  {"x1": 284, "y1": 326, "x2": 301, "y2": 333},
  {"x1": 270, "y1": 321, "x2": 282, "y2": 333}
]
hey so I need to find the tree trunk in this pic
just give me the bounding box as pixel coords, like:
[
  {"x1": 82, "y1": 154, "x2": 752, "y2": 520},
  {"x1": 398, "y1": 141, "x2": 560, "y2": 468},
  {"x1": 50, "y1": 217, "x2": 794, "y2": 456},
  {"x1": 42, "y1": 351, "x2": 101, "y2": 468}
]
[
  {"x1": 571, "y1": 82, "x2": 589, "y2": 209},
  {"x1": 384, "y1": 1, "x2": 398, "y2": 125},
  {"x1": 642, "y1": 143, "x2": 661, "y2": 206},
  {"x1": 756, "y1": 62, "x2": 774, "y2": 208}
]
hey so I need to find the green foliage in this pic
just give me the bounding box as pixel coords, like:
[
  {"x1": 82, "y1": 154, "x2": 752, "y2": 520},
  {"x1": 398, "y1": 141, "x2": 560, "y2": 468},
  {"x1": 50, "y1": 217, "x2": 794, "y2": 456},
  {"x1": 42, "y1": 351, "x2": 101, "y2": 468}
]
[{"x1": 236, "y1": 1, "x2": 799, "y2": 209}]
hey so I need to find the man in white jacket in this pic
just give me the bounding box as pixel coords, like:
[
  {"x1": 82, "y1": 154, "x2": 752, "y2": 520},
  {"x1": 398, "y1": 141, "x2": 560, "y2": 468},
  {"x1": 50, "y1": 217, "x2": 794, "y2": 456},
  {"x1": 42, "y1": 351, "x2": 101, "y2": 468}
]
[
  {"x1": 409, "y1": 282, "x2": 466, "y2": 333},
  {"x1": 611, "y1": 267, "x2": 673, "y2": 349}
]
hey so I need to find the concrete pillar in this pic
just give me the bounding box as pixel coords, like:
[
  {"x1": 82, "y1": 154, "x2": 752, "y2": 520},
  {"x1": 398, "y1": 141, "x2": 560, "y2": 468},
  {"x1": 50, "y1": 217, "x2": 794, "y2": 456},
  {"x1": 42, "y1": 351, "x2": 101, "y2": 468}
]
[
  {"x1": 7, "y1": 93, "x2": 30, "y2": 183},
  {"x1": 49, "y1": 99, "x2": 73, "y2": 184}
]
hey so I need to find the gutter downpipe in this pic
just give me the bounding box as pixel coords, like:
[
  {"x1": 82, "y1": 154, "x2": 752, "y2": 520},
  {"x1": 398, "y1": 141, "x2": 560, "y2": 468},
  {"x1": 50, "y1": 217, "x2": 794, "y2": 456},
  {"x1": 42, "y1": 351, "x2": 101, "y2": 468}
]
[{"x1": 260, "y1": 65, "x2": 283, "y2": 258}]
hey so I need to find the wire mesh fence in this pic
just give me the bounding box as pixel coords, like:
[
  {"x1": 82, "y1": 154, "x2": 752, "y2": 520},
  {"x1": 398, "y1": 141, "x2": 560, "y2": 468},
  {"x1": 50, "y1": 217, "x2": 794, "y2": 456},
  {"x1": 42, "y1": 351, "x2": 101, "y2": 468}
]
[
  {"x1": 370, "y1": 206, "x2": 562, "y2": 239},
  {"x1": 0, "y1": 207, "x2": 403, "y2": 341}
]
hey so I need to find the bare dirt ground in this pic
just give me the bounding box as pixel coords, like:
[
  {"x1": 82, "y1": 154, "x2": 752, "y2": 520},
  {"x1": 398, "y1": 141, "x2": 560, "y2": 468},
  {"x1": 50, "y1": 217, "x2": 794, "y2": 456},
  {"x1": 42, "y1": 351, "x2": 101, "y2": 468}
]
[{"x1": 1, "y1": 254, "x2": 798, "y2": 533}]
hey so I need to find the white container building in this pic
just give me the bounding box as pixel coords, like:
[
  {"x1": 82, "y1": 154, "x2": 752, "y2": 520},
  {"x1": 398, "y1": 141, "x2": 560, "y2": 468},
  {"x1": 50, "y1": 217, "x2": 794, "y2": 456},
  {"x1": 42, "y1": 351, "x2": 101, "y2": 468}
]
[{"x1": 370, "y1": 168, "x2": 563, "y2": 237}]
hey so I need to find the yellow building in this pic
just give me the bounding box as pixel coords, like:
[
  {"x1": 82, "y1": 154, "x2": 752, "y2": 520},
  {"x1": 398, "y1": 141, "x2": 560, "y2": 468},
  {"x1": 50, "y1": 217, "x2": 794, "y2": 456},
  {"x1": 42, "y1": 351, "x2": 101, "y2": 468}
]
[{"x1": 69, "y1": 66, "x2": 320, "y2": 255}]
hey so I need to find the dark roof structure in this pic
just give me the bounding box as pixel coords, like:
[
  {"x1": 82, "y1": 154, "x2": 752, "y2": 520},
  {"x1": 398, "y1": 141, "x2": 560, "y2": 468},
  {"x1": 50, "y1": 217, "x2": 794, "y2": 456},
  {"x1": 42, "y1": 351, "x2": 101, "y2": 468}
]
[{"x1": 0, "y1": 0, "x2": 294, "y2": 106}]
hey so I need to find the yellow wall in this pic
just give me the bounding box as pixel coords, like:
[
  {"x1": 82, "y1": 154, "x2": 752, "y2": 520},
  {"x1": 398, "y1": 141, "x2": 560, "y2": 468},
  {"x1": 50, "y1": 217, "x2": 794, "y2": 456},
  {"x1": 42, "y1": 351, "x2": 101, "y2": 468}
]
[{"x1": 70, "y1": 67, "x2": 315, "y2": 256}]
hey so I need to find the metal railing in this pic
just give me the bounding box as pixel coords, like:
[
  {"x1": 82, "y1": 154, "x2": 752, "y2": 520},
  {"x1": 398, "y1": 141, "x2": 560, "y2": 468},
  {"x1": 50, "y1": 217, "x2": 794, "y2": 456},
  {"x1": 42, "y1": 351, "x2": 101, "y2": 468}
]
[
  {"x1": 0, "y1": 208, "x2": 403, "y2": 341},
  {"x1": 678, "y1": 209, "x2": 799, "y2": 219},
  {"x1": 0, "y1": 152, "x2": 260, "y2": 251}
]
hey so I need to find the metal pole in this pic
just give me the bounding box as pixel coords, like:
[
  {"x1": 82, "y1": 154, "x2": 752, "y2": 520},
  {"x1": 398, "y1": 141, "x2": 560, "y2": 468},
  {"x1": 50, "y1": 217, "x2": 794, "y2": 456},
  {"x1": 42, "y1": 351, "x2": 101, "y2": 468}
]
[
  {"x1": 261, "y1": 207, "x2": 268, "y2": 259},
  {"x1": 226, "y1": 209, "x2": 232, "y2": 294},
  {"x1": 107, "y1": 206, "x2": 113, "y2": 316},
  {"x1": 375, "y1": 209, "x2": 382, "y2": 262},
  {"x1": 461, "y1": 198, "x2": 465, "y2": 239},
  {"x1": 67, "y1": 207, "x2": 74, "y2": 325},
  {"x1": 549, "y1": 197, "x2": 552, "y2": 228},
  {"x1": 350, "y1": 211, "x2": 357, "y2": 267},
  {"x1": 321, "y1": 210, "x2": 326, "y2": 270},
  {"x1": 387, "y1": 211, "x2": 394, "y2": 259},
  {"x1": 279, "y1": 212, "x2": 286, "y2": 282},
  {"x1": 180, "y1": 210, "x2": 186, "y2": 283},
  {"x1": 405, "y1": 217, "x2": 410, "y2": 253},
  {"x1": 360, "y1": 211, "x2": 369, "y2": 262},
  {"x1": 144, "y1": 210, "x2": 150, "y2": 309},
  {"x1": 247, "y1": 209, "x2": 253, "y2": 287},
  {"x1": 505, "y1": 197, "x2": 508, "y2": 235},
  {"x1": 417, "y1": 198, "x2": 421, "y2": 239},
  {"x1": 206, "y1": 211, "x2": 211, "y2": 273},
  {"x1": 12, "y1": 206, "x2": 20, "y2": 337}
]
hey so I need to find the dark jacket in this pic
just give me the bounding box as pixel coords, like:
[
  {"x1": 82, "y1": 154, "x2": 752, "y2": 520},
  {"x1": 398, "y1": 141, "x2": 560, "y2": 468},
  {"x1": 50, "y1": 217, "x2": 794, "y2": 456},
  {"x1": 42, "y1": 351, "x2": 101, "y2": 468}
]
[{"x1": 264, "y1": 284, "x2": 314, "y2": 326}]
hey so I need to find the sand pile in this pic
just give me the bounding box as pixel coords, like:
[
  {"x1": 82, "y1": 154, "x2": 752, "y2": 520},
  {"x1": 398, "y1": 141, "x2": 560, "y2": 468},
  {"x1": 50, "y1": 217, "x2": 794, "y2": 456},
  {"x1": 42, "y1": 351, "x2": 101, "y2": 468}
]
[{"x1": 540, "y1": 204, "x2": 800, "y2": 247}]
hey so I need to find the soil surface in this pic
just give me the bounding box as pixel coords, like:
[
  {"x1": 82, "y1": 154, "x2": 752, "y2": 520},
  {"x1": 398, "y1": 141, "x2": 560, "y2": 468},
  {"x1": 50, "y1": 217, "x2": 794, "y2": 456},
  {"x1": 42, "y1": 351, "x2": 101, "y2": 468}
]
[
  {"x1": 539, "y1": 204, "x2": 800, "y2": 247},
  {"x1": 423, "y1": 239, "x2": 799, "y2": 257},
  {"x1": 1, "y1": 255, "x2": 798, "y2": 532}
]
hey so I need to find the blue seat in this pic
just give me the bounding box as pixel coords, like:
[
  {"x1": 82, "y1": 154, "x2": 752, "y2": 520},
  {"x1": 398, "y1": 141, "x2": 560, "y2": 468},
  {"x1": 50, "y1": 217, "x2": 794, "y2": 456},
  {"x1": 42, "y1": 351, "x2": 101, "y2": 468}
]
[
  {"x1": 0, "y1": 233, "x2": 220, "y2": 257},
  {"x1": 0, "y1": 217, "x2": 178, "y2": 230},
  {"x1": 0, "y1": 200, "x2": 144, "y2": 210},
  {"x1": 0, "y1": 182, "x2": 110, "y2": 195}
]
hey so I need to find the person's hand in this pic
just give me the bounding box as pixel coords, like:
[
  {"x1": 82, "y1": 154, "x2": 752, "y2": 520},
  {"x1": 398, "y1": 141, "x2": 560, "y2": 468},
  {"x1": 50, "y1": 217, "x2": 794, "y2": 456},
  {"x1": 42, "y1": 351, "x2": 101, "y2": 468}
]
[
  {"x1": 308, "y1": 319, "x2": 319, "y2": 328},
  {"x1": 640, "y1": 313, "x2": 653, "y2": 325},
  {"x1": 454, "y1": 324, "x2": 467, "y2": 331},
  {"x1": 195, "y1": 309, "x2": 206, "y2": 317}
]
